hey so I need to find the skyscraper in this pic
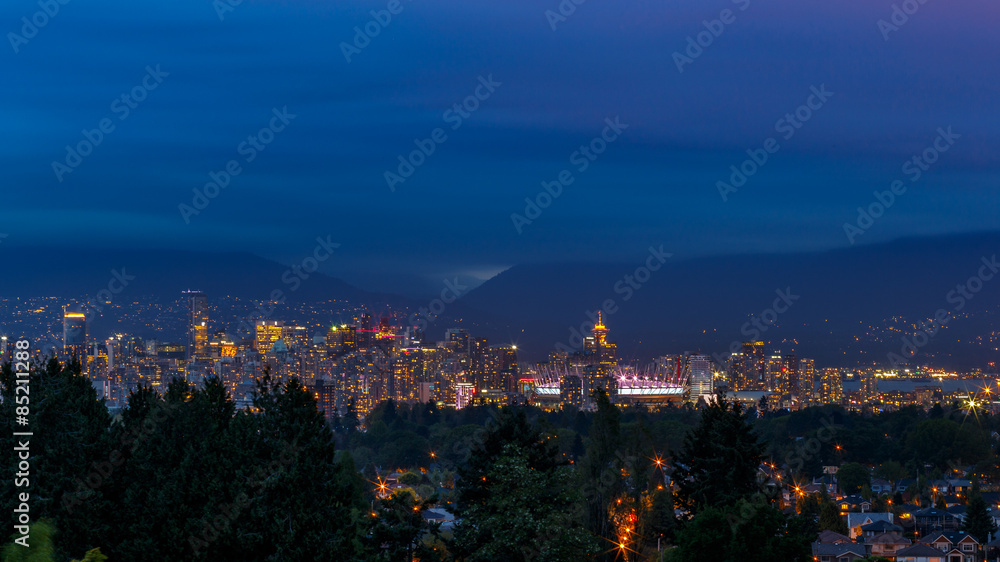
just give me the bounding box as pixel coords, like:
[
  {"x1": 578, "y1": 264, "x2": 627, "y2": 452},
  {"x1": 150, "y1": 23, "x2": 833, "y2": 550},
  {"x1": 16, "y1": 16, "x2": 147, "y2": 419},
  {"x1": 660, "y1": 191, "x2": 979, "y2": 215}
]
[
  {"x1": 780, "y1": 353, "x2": 799, "y2": 395},
  {"x1": 184, "y1": 290, "x2": 208, "y2": 361},
  {"x1": 798, "y1": 358, "x2": 816, "y2": 403},
  {"x1": 688, "y1": 354, "x2": 713, "y2": 403},
  {"x1": 859, "y1": 370, "x2": 878, "y2": 405},
  {"x1": 820, "y1": 368, "x2": 843, "y2": 404},
  {"x1": 737, "y1": 341, "x2": 765, "y2": 391},
  {"x1": 445, "y1": 328, "x2": 470, "y2": 354},
  {"x1": 63, "y1": 305, "x2": 87, "y2": 359},
  {"x1": 255, "y1": 320, "x2": 284, "y2": 354},
  {"x1": 470, "y1": 336, "x2": 489, "y2": 389}
]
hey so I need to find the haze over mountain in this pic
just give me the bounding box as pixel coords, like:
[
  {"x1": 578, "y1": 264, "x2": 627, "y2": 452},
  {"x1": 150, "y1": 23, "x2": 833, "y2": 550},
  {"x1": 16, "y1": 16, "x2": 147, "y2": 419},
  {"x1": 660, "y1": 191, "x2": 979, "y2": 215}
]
[{"x1": 4, "y1": 232, "x2": 999, "y2": 368}]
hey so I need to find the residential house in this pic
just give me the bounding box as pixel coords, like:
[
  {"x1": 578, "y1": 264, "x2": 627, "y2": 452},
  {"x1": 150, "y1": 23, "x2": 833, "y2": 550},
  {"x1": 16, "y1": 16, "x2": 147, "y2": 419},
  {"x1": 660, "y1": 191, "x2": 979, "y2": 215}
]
[
  {"x1": 847, "y1": 513, "x2": 895, "y2": 539},
  {"x1": 920, "y1": 530, "x2": 981, "y2": 562},
  {"x1": 817, "y1": 530, "x2": 853, "y2": 544},
  {"x1": 896, "y1": 543, "x2": 947, "y2": 562},
  {"x1": 868, "y1": 532, "x2": 912, "y2": 559},
  {"x1": 860, "y1": 520, "x2": 904, "y2": 539},
  {"x1": 872, "y1": 478, "x2": 894, "y2": 494},
  {"x1": 949, "y1": 480, "x2": 974, "y2": 496},
  {"x1": 841, "y1": 494, "x2": 873, "y2": 513},
  {"x1": 812, "y1": 541, "x2": 868, "y2": 562},
  {"x1": 914, "y1": 508, "x2": 961, "y2": 533}
]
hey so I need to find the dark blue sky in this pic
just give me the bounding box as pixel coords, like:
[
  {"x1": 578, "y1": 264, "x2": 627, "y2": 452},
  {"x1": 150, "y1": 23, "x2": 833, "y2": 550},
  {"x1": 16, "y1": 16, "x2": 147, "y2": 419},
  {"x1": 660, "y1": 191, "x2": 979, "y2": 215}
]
[{"x1": 2, "y1": 0, "x2": 998, "y2": 295}]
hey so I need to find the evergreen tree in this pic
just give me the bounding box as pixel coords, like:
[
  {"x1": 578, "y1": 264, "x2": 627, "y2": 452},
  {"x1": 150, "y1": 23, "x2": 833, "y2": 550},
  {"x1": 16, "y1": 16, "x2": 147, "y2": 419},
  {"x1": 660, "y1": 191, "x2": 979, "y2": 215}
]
[
  {"x1": 1, "y1": 358, "x2": 112, "y2": 559},
  {"x1": 578, "y1": 388, "x2": 631, "y2": 556},
  {"x1": 365, "y1": 492, "x2": 444, "y2": 561},
  {"x1": 963, "y1": 478, "x2": 997, "y2": 543},
  {"x1": 671, "y1": 395, "x2": 764, "y2": 515},
  {"x1": 451, "y1": 409, "x2": 594, "y2": 561},
  {"x1": 452, "y1": 443, "x2": 596, "y2": 561},
  {"x1": 818, "y1": 496, "x2": 848, "y2": 535},
  {"x1": 666, "y1": 500, "x2": 813, "y2": 562}
]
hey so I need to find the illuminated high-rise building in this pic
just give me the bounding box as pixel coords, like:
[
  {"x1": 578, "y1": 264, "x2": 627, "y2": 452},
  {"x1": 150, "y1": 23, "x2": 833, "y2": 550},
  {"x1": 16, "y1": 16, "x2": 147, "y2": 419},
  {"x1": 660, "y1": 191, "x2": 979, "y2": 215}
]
[
  {"x1": 560, "y1": 369, "x2": 583, "y2": 408},
  {"x1": 184, "y1": 290, "x2": 209, "y2": 361},
  {"x1": 255, "y1": 321, "x2": 284, "y2": 353},
  {"x1": 445, "y1": 328, "x2": 470, "y2": 354},
  {"x1": 314, "y1": 378, "x2": 338, "y2": 422},
  {"x1": 859, "y1": 370, "x2": 878, "y2": 405},
  {"x1": 799, "y1": 358, "x2": 816, "y2": 403},
  {"x1": 780, "y1": 353, "x2": 798, "y2": 395},
  {"x1": 496, "y1": 345, "x2": 518, "y2": 392},
  {"x1": 820, "y1": 368, "x2": 843, "y2": 404},
  {"x1": 470, "y1": 337, "x2": 489, "y2": 389},
  {"x1": 738, "y1": 341, "x2": 766, "y2": 391},
  {"x1": 583, "y1": 312, "x2": 617, "y2": 367},
  {"x1": 688, "y1": 354, "x2": 713, "y2": 402},
  {"x1": 765, "y1": 353, "x2": 784, "y2": 392},
  {"x1": 455, "y1": 382, "x2": 476, "y2": 409},
  {"x1": 63, "y1": 306, "x2": 88, "y2": 359}
]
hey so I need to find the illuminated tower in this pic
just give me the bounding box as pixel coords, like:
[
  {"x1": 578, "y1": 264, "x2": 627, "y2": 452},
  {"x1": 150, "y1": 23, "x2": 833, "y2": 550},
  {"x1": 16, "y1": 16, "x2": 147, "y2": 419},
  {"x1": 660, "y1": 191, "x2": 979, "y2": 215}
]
[
  {"x1": 781, "y1": 353, "x2": 798, "y2": 395},
  {"x1": 820, "y1": 368, "x2": 843, "y2": 404},
  {"x1": 688, "y1": 354, "x2": 713, "y2": 402},
  {"x1": 592, "y1": 312, "x2": 608, "y2": 345},
  {"x1": 798, "y1": 358, "x2": 816, "y2": 403},
  {"x1": 255, "y1": 321, "x2": 284, "y2": 353},
  {"x1": 589, "y1": 312, "x2": 617, "y2": 367},
  {"x1": 63, "y1": 306, "x2": 87, "y2": 359},
  {"x1": 740, "y1": 341, "x2": 766, "y2": 391},
  {"x1": 470, "y1": 337, "x2": 489, "y2": 389},
  {"x1": 184, "y1": 290, "x2": 209, "y2": 361}
]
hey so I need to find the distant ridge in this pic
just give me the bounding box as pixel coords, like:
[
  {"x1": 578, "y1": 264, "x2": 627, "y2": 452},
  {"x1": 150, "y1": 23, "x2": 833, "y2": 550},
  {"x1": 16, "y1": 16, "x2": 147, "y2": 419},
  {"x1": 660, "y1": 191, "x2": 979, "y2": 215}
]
[{"x1": 455, "y1": 232, "x2": 1000, "y2": 368}]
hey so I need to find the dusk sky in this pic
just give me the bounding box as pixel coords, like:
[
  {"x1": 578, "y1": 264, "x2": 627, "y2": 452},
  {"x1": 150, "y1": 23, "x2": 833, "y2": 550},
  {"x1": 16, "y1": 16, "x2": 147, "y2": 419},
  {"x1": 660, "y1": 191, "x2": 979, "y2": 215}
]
[{"x1": 3, "y1": 0, "x2": 998, "y2": 294}]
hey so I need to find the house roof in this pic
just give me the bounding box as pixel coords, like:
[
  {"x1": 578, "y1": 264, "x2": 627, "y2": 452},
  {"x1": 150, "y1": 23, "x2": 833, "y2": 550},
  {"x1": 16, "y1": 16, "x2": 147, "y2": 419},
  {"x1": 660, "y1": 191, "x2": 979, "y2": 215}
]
[
  {"x1": 861, "y1": 520, "x2": 903, "y2": 533},
  {"x1": 897, "y1": 543, "x2": 948, "y2": 556},
  {"x1": 812, "y1": 542, "x2": 867, "y2": 557},
  {"x1": 847, "y1": 513, "x2": 893, "y2": 529},
  {"x1": 920, "y1": 529, "x2": 979, "y2": 545},
  {"x1": 841, "y1": 494, "x2": 871, "y2": 506},
  {"x1": 867, "y1": 532, "x2": 910, "y2": 545},
  {"x1": 913, "y1": 507, "x2": 954, "y2": 518},
  {"x1": 817, "y1": 530, "x2": 852, "y2": 543}
]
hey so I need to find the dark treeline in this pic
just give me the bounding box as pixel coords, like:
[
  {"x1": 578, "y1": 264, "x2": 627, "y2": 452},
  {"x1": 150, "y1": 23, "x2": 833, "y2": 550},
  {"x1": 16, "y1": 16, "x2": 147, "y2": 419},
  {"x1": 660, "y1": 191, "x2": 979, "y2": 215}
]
[{"x1": 4, "y1": 359, "x2": 999, "y2": 561}]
